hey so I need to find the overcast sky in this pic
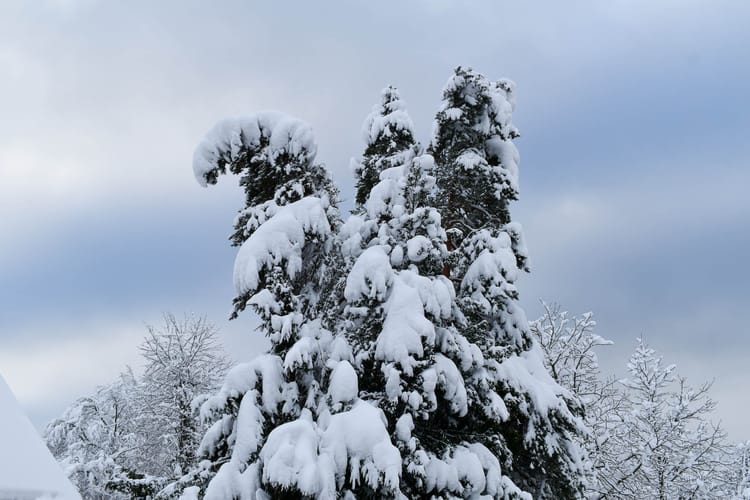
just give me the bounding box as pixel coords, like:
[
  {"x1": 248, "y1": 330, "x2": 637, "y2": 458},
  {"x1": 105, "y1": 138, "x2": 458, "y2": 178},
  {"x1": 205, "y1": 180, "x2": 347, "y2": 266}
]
[{"x1": 1, "y1": 0, "x2": 748, "y2": 440}]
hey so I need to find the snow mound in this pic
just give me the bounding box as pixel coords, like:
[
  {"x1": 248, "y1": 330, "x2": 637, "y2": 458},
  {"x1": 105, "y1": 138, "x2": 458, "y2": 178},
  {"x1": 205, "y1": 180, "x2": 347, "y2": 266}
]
[{"x1": 0, "y1": 375, "x2": 82, "y2": 500}]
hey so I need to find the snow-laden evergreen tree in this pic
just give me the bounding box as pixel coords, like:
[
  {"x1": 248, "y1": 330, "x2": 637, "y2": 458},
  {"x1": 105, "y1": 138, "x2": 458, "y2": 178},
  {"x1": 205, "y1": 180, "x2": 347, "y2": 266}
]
[
  {"x1": 601, "y1": 339, "x2": 729, "y2": 499},
  {"x1": 339, "y1": 90, "x2": 533, "y2": 498},
  {"x1": 429, "y1": 66, "x2": 520, "y2": 252},
  {"x1": 180, "y1": 72, "x2": 592, "y2": 499},
  {"x1": 352, "y1": 86, "x2": 419, "y2": 208},
  {"x1": 429, "y1": 67, "x2": 588, "y2": 498},
  {"x1": 184, "y1": 113, "x2": 407, "y2": 499}
]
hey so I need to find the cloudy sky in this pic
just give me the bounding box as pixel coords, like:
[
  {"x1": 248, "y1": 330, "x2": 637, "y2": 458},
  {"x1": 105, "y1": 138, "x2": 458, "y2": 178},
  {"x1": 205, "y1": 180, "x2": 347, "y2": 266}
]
[{"x1": 1, "y1": 1, "x2": 748, "y2": 439}]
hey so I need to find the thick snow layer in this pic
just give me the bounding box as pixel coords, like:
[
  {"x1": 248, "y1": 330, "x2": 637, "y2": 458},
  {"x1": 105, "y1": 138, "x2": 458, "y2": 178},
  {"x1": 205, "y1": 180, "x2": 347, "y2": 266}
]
[
  {"x1": 320, "y1": 401, "x2": 401, "y2": 493},
  {"x1": 398, "y1": 270, "x2": 453, "y2": 320},
  {"x1": 233, "y1": 196, "x2": 331, "y2": 296},
  {"x1": 260, "y1": 410, "x2": 332, "y2": 498},
  {"x1": 406, "y1": 235, "x2": 431, "y2": 262},
  {"x1": 376, "y1": 276, "x2": 435, "y2": 376},
  {"x1": 344, "y1": 245, "x2": 393, "y2": 302},
  {"x1": 204, "y1": 462, "x2": 260, "y2": 500},
  {"x1": 0, "y1": 375, "x2": 82, "y2": 500},
  {"x1": 428, "y1": 354, "x2": 468, "y2": 416},
  {"x1": 364, "y1": 173, "x2": 402, "y2": 219},
  {"x1": 257, "y1": 403, "x2": 401, "y2": 499},
  {"x1": 199, "y1": 355, "x2": 287, "y2": 461},
  {"x1": 495, "y1": 343, "x2": 572, "y2": 419},
  {"x1": 193, "y1": 112, "x2": 317, "y2": 187},
  {"x1": 328, "y1": 361, "x2": 358, "y2": 406},
  {"x1": 462, "y1": 231, "x2": 519, "y2": 291},
  {"x1": 422, "y1": 443, "x2": 531, "y2": 499},
  {"x1": 486, "y1": 136, "x2": 520, "y2": 195},
  {"x1": 178, "y1": 485, "x2": 200, "y2": 500}
]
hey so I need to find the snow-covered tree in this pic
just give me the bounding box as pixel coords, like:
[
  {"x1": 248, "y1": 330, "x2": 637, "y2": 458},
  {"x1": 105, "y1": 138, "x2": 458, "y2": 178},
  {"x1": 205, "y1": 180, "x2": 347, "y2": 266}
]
[
  {"x1": 530, "y1": 304, "x2": 750, "y2": 499},
  {"x1": 429, "y1": 67, "x2": 587, "y2": 498},
  {"x1": 531, "y1": 303, "x2": 608, "y2": 397},
  {"x1": 187, "y1": 113, "x2": 409, "y2": 498},
  {"x1": 46, "y1": 315, "x2": 228, "y2": 499},
  {"x1": 342, "y1": 107, "x2": 531, "y2": 497},
  {"x1": 46, "y1": 370, "x2": 141, "y2": 499},
  {"x1": 135, "y1": 315, "x2": 231, "y2": 479},
  {"x1": 429, "y1": 66, "x2": 521, "y2": 254},
  {"x1": 182, "y1": 71, "x2": 592, "y2": 499},
  {"x1": 728, "y1": 442, "x2": 750, "y2": 499},
  {"x1": 599, "y1": 339, "x2": 729, "y2": 499},
  {"x1": 530, "y1": 303, "x2": 627, "y2": 496},
  {"x1": 352, "y1": 86, "x2": 419, "y2": 207}
]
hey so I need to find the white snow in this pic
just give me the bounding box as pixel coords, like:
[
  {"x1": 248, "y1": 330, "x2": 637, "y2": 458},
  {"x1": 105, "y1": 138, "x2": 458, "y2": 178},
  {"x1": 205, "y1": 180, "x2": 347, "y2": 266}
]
[
  {"x1": 0, "y1": 375, "x2": 82, "y2": 500},
  {"x1": 422, "y1": 443, "x2": 531, "y2": 499},
  {"x1": 376, "y1": 277, "x2": 435, "y2": 377},
  {"x1": 494, "y1": 343, "x2": 572, "y2": 419},
  {"x1": 193, "y1": 112, "x2": 317, "y2": 187},
  {"x1": 461, "y1": 231, "x2": 519, "y2": 292},
  {"x1": 199, "y1": 355, "x2": 287, "y2": 461},
  {"x1": 233, "y1": 196, "x2": 332, "y2": 296},
  {"x1": 257, "y1": 402, "x2": 402, "y2": 499},
  {"x1": 406, "y1": 235, "x2": 431, "y2": 262},
  {"x1": 344, "y1": 245, "x2": 393, "y2": 303},
  {"x1": 260, "y1": 410, "x2": 331, "y2": 498},
  {"x1": 320, "y1": 401, "x2": 401, "y2": 493},
  {"x1": 327, "y1": 361, "x2": 358, "y2": 406},
  {"x1": 361, "y1": 86, "x2": 414, "y2": 145}
]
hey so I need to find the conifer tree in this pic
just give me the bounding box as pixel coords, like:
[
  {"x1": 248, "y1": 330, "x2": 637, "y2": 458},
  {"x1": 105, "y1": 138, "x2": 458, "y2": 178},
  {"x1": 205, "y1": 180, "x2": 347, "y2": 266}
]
[
  {"x1": 181, "y1": 72, "x2": 589, "y2": 499},
  {"x1": 352, "y1": 86, "x2": 419, "y2": 208},
  {"x1": 429, "y1": 67, "x2": 587, "y2": 498},
  {"x1": 184, "y1": 113, "x2": 402, "y2": 499},
  {"x1": 340, "y1": 91, "x2": 531, "y2": 498}
]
